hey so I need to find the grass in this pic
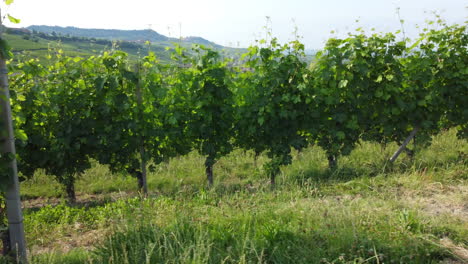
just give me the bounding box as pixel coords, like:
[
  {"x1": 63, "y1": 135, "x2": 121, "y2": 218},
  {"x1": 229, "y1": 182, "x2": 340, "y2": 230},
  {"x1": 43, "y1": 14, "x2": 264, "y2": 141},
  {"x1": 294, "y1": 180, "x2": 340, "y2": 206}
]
[
  {"x1": 4, "y1": 129, "x2": 467, "y2": 263},
  {"x1": 4, "y1": 33, "x2": 104, "y2": 62}
]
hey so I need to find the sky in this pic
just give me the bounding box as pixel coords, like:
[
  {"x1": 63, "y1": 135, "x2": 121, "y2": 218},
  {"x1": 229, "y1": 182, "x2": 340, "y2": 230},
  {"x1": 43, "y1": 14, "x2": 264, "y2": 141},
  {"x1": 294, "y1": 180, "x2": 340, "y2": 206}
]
[{"x1": 2, "y1": 0, "x2": 467, "y2": 49}]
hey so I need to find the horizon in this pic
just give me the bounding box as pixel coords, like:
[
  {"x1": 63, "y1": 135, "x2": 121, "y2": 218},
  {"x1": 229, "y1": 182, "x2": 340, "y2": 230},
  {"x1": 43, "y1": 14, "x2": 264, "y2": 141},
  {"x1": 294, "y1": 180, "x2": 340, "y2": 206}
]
[{"x1": 2, "y1": 0, "x2": 467, "y2": 49}]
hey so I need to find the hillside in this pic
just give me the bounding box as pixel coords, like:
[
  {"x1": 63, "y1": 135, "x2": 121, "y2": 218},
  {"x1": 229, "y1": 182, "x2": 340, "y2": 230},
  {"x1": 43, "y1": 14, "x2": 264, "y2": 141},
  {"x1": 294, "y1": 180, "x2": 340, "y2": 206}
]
[
  {"x1": 27, "y1": 25, "x2": 170, "y2": 42},
  {"x1": 27, "y1": 25, "x2": 227, "y2": 49},
  {"x1": 5, "y1": 26, "x2": 246, "y2": 63},
  {"x1": 3, "y1": 26, "x2": 320, "y2": 64}
]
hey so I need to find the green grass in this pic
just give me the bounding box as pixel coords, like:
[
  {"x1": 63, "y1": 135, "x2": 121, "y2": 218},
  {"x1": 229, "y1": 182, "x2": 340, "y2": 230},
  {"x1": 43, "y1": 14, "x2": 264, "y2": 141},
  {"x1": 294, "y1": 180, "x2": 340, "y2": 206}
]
[
  {"x1": 7, "y1": 129, "x2": 467, "y2": 263},
  {"x1": 4, "y1": 34, "x2": 50, "y2": 50},
  {"x1": 4, "y1": 33, "x2": 102, "y2": 61}
]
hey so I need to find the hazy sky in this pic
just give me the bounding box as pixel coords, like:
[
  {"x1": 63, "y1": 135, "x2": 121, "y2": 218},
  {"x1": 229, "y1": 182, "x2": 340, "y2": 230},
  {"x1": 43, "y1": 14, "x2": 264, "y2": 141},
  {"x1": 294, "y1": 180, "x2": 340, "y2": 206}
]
[{"x1": 2, "y1": 0, "x2": 467, "y2": 49}]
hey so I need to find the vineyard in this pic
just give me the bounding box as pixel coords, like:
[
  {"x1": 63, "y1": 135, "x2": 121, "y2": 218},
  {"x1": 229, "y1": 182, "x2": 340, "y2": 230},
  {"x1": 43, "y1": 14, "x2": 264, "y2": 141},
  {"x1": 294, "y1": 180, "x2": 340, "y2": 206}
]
[{"x1": 0, "y1": 17, "x2": 467, "y2": 263}]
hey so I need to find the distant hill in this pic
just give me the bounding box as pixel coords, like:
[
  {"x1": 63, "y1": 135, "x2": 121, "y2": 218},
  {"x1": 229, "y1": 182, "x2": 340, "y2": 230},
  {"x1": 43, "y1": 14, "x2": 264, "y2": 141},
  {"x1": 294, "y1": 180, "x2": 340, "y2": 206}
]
[
  {"x1": 27, "y1": 25, "x2": 223, "y2": 48},
  {"x1": 7, "y1": 25, "x2": 317, "y2": 64},
  {"x1": 182, "y1": 36, "x2": 222, "y2": 49},
  {"x1": 5, "y1": 26, "x2": 247, "y2": 64},
  {"x1": 27, "y1": 25, "x2": 169, "y2": 42}
]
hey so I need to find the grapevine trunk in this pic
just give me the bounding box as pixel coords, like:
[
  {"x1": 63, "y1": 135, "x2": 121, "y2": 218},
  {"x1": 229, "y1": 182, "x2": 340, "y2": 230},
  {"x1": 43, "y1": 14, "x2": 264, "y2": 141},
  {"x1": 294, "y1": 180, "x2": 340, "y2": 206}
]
[
  {"x1": 206, "y1": 164, "x2": 213, "y2": 186},
  {"x1": 65, "y1": 180, "x2": 76, "y2": 204},
  {"x1": 328, "y1": 155, "x2": 337, "y2": 169}
]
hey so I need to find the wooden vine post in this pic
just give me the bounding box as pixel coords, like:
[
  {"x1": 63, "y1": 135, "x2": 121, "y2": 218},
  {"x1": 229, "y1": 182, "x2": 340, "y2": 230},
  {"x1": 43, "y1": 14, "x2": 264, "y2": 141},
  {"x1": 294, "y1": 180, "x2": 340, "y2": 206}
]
[
  {"x1": 135, "y1": 63, "x2": 148, "y2": 195},
  {"x1": 0, "y1": 8, "x2": 27, "y2": 262},
  {"x1": 389, "y1": 126, "x2": 420, "y2": 163}
]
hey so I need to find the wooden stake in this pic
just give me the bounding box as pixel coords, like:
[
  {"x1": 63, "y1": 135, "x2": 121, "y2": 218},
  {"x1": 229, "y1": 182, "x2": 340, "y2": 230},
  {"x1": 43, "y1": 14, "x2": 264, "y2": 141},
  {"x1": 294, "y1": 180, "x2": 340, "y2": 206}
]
[
  {"x1": 389, "y1": 126, "x2": 420, "y2": 163},
  {"x1": 0, "y1": 10, "x2": 27, "y2": 262},
  {"x1": 135, "y1": 64, "x2": 148, "y2": 195}
]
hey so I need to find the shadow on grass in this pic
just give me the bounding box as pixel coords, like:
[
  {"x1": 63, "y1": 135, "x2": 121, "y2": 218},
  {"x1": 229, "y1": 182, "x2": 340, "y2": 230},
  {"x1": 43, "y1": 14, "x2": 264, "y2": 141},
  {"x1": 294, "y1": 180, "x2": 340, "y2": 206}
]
[
  {"x1": 23, "y1": 194, "x2": 119, "y2": 214},
  {"x1": 288, "y1": 150, "x2": 466, "y2": 187},
  {"x1": 288, "y1": 164, "x2": 382, "y2": 187}
]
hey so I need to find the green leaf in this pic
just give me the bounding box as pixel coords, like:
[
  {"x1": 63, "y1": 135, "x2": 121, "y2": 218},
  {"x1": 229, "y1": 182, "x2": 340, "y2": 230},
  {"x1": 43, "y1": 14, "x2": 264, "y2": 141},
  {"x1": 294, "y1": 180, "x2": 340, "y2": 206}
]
[
  {"x1": 0, "y1": 39, "x2": 13, "y2": 59},
  {"x1": 168, "y1": 116, "x2": 177, "y2": 125},
  {"x1": 5, "y1": 0, "x2": 14, "y2": 5},
  {"x1": 7, "y1": 14, "x2": 20, "y2": 24},
  {"x1": 336, "y1": 131, "x2": 345, "y2": 140},
  {"x1": 338, "y1": 79, "x2": 348, "y2": 88},
  {"x1": 375, "y1": 90, "x2": 383, "y2": 98},
  {"x1": 258, "y1": 116, "x2": 265, "y2": 125},
  {"x1": 15, "y1": 130, "x2": 28, "y2": 141}
]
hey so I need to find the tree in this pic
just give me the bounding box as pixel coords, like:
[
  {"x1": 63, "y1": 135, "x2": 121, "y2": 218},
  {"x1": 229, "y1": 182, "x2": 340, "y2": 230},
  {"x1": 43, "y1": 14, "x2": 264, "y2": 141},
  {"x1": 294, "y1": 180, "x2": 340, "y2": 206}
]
[
  {"x1": 13, "y1": 53, "x2": 98, "y2": 203},
  {"x1": 91, "y1": 51, "x2": 183, "y2": 193},
  {"x1": 171, "y1": 45, "x2": 235, "y2": 186},
  {"x1": 310, "y1": 35, "x2": 370, "y2": 168},
  {"x1": 237, "y1": 39, "x2": 309, "y2": 184},
  {"x1": 421, "y1": 21, "x2": 468, "y2": 138}
]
